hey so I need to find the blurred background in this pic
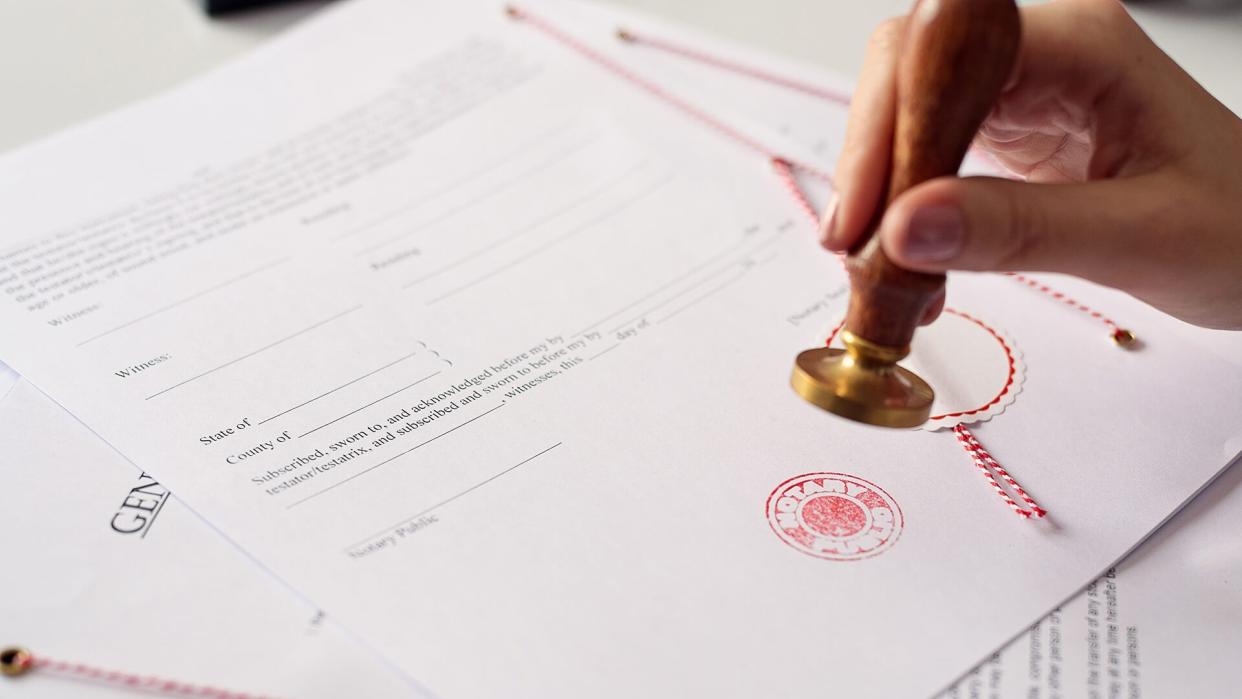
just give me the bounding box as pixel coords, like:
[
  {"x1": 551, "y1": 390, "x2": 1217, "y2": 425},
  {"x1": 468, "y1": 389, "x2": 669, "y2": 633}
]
[{"x1": 0, "y1": 0, "x2": 1239, "y2": 154}]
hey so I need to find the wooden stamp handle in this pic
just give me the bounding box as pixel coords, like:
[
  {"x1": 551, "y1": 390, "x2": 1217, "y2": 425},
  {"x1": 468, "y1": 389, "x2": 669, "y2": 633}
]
[{"x1": 843, "y1": 0, "x2": 1020, "y2": 348}]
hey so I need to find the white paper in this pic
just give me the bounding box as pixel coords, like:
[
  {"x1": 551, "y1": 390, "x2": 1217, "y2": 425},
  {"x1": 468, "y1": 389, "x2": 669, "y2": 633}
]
[
  {"x1": 0, "y1": 361, "x2": 16, "y2": 399},
  {"x1": 0, "y1": 377, "x2": 419, "y2": 698},
  {"x1": 1, "y1": 1, "x2": 1240, "y2": 697},
  {"x1": 942, "y1": 456, "x2": 1242, "y2": 699}
]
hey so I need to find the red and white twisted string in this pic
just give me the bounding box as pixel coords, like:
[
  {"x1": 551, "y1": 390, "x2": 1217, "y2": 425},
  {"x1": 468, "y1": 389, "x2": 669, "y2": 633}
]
[
  {"x1": 506, "y1": 6, "x2": 833, "y2": 187},
  {"x1": 1, "y1": 647, "x2": 276, "y2": 699},
  {"x1": 952, "y1": 425, "x2": 1046, "y2": 519}
]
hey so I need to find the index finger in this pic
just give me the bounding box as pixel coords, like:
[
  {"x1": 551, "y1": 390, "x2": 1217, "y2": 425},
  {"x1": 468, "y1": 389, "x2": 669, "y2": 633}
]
[{"x1": 822, "y1": 16, "x2": 904, "y2": 252}]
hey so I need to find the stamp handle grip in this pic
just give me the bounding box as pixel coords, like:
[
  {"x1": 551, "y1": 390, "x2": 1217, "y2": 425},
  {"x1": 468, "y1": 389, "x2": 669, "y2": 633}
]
[{"x1": 843, "y1": 0, "x2": 1020, "y2": 348}]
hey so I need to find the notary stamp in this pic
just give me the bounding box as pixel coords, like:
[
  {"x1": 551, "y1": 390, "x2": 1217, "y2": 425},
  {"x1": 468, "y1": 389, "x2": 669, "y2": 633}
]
[{"x1": 765, "y1": 472, "x2": 903, "y2": 561}]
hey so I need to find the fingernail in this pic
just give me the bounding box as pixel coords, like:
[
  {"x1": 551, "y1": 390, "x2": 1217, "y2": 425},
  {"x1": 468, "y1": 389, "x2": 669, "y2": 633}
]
[
  {"x1": 900, "y1": 204, "x2": 964, "y2": 262},
  {"x1": 819, "y1": 193, "x2": 840, "y2": 248}
]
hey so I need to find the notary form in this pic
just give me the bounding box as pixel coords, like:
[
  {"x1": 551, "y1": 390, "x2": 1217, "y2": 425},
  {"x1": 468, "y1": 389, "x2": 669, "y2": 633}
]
[{"x1": 1, "y1": 1, "x2": 1241, "y2": 697}]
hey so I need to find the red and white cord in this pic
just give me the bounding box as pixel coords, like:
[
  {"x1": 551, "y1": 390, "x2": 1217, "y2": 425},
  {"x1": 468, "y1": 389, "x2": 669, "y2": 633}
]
[
  {"x1": 505, "y1": 6, "x2": 832, "y2": 186},
  {"x1": 0, "y1": 647, "x2": 275, "y2": 699},
  {"x1": 616, "y1": 26, "x2": 853, "y2": 105},
  {"x1": 952, "y1": 425, "x2": 1046, "y2": 519},
  {"x1": 1004, "y1": 272, "x2": 1136, "y2": 345},
  {"x1": 771, "y1": 157, "x2": 823, "y2": 223}
]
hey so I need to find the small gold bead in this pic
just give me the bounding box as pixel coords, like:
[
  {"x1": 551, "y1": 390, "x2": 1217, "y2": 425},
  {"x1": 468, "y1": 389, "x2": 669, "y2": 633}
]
[{"x1": 0, "y1": 647, "x2": 32, "y2": 677}]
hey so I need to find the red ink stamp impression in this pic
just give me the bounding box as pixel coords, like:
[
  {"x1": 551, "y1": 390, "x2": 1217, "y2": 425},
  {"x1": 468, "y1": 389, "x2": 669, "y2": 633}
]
[{"x1": 765, "y1": 472, "x2": 903, "y2": 561}]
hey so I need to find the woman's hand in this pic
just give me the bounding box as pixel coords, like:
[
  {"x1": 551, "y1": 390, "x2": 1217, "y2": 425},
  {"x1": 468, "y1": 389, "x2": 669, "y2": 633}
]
[{"x1": 823, "y1": 0, "x2": 1242, "y2": 329}]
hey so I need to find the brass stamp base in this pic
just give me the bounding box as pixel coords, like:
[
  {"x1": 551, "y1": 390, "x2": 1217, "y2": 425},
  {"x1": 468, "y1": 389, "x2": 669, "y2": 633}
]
[{"x1": 790, "y1": 333, "x2": 934, "y2": 429}]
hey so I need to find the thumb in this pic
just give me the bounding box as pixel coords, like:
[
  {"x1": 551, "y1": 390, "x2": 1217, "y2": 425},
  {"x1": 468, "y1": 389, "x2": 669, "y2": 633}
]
[{"x1": 876, "y1": 175, "x2": 1177, "y2": 289}]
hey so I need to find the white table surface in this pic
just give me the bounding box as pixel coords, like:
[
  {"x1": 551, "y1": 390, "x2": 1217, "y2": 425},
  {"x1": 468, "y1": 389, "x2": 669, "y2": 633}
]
[{"x1": 0, "y1": 0, "x2": 1239, "y2": 156}]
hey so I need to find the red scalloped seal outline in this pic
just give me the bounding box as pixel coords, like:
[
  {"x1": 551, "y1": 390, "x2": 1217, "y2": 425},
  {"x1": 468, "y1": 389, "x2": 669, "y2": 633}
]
[
  {"x1": 922, "y1": 310, "x2": 1023, "y2": 431},
  {"x1": 824, "y1": 308, "x2": 1024, "y2": 432}
]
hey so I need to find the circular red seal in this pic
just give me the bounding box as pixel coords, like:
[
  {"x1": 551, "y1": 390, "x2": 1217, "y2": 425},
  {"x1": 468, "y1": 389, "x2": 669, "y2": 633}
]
[{"x1": 765, "y1": 472, "x2": 903, "y2": 561}]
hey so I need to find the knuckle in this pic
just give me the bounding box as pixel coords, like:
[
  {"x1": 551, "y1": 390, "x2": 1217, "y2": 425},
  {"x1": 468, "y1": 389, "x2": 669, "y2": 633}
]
[{"x1": 991, "y1": 189, "x2": 1046, "y2": 269}]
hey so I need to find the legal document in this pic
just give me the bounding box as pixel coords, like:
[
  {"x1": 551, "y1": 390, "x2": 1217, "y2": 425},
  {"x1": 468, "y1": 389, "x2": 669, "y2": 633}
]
[
  {"x1": 942, "y1": 456, "x2": 1242, "y2": 699},
  {"x1": 1, "y1": 1, "x2": 1241, "y2": 697}
]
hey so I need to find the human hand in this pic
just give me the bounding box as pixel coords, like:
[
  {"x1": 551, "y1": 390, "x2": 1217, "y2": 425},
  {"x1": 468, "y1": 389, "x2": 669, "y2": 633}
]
[{"x1": 822, "y1": 0, "x2": 1242, "y2": 330}]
